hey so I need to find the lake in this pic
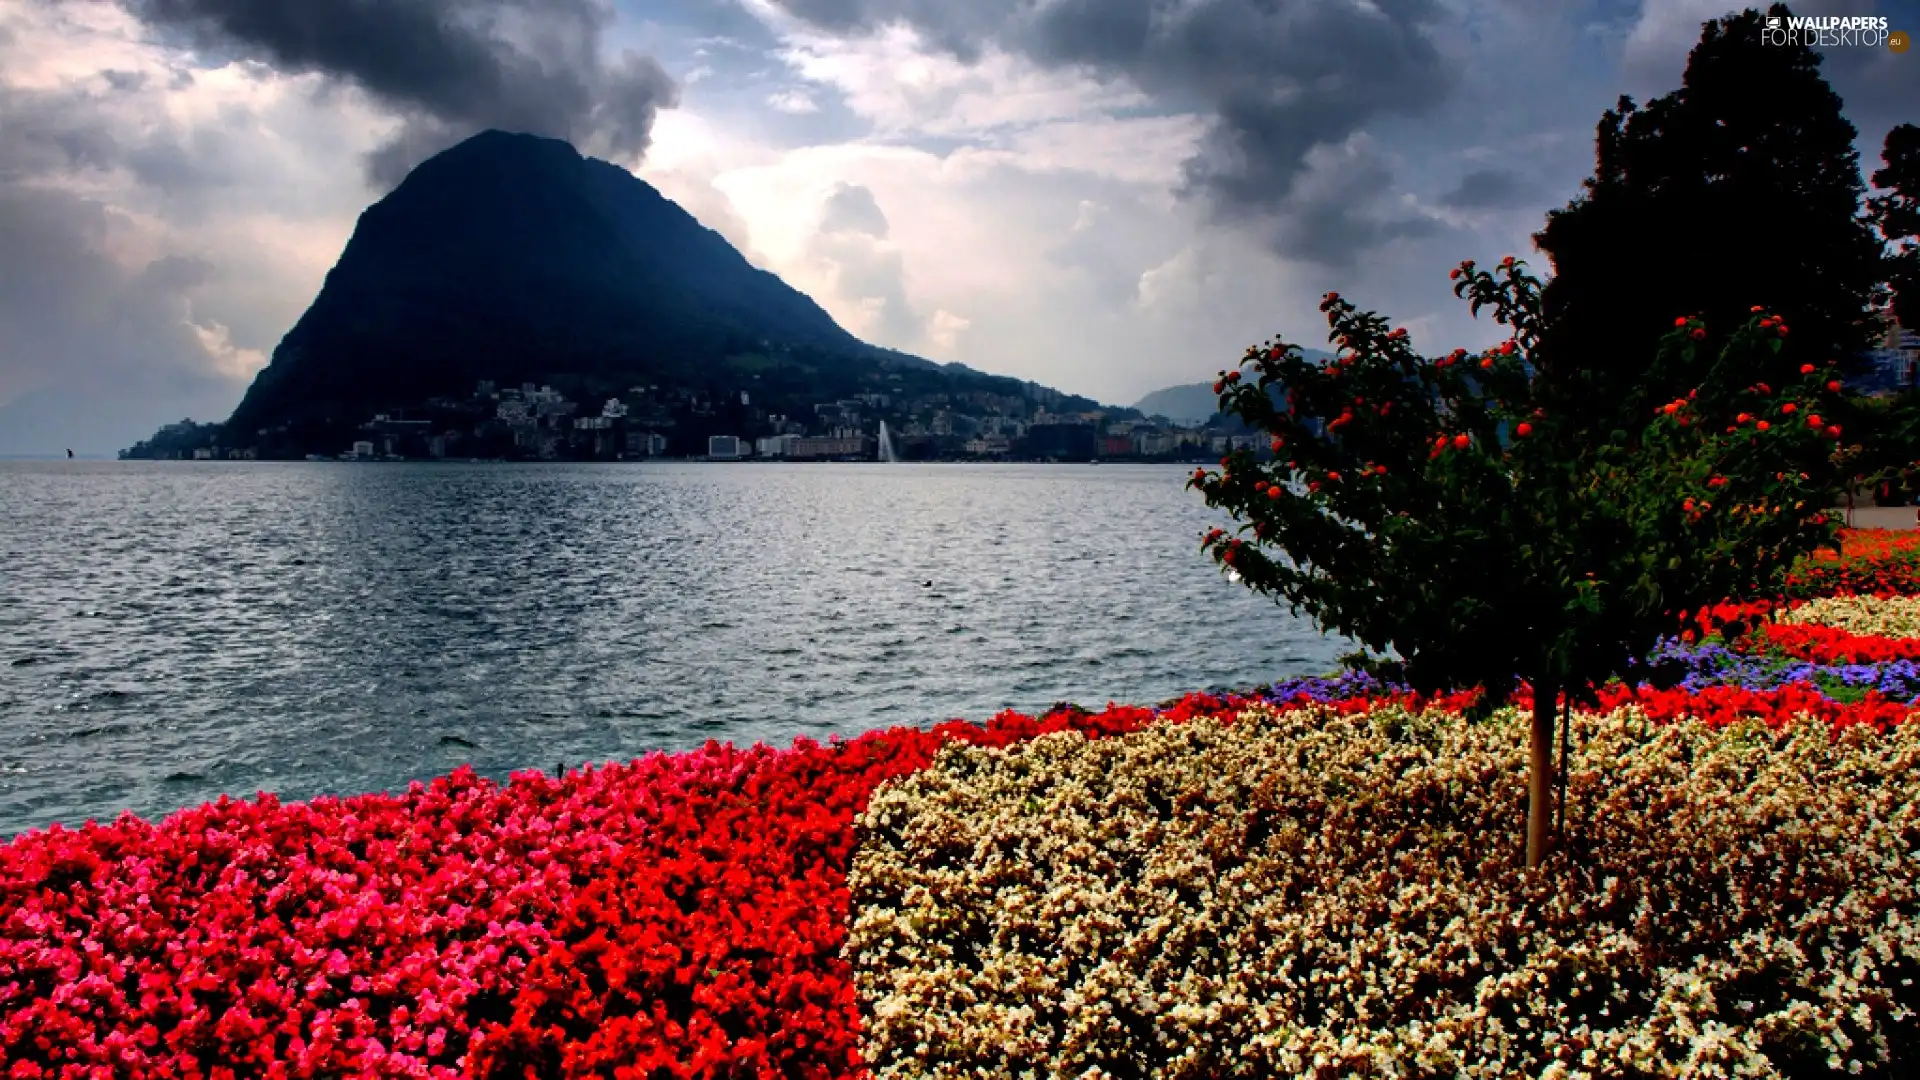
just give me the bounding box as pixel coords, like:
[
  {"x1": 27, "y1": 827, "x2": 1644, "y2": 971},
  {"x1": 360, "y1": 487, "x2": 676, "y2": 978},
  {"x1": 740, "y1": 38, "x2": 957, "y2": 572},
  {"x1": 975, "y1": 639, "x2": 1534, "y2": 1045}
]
[{"x1": 0, "y1": 461, "x2": 1347, "y2": 836}]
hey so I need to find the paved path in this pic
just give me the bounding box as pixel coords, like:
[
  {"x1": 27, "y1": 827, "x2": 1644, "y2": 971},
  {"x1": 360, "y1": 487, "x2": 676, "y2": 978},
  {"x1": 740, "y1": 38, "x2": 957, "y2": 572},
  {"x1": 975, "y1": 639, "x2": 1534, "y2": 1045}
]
[{"x1": 1835, "y1": 505, "x2": 1919, "y2": 530}]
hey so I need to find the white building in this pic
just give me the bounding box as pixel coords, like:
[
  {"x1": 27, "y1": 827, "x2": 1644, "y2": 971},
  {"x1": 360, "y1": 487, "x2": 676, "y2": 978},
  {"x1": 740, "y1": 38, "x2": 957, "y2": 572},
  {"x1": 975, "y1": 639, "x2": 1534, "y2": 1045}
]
[
  {"x1": 756, "y1": 433, "x2": 800, "y2": 457},
  {"x1": 351, "y1": 440, "x2": 375, "y2": 459},
  {"x1": 602, "y1": 398, "x2": 629, "y2": 420},
  {"x1": 708, "y1": 435, "x2": 745, "y2": 460},
  {"x1": 1134, "y1": 431, "x2": 1177, "y2": 456}
]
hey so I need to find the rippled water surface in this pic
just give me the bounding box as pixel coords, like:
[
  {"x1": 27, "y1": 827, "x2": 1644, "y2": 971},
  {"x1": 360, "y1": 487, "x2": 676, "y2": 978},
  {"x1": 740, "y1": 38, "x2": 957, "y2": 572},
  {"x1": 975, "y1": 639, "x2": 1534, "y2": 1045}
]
[{"x1": 0, "y1": 461, "x2": 1347, "y2": 835}]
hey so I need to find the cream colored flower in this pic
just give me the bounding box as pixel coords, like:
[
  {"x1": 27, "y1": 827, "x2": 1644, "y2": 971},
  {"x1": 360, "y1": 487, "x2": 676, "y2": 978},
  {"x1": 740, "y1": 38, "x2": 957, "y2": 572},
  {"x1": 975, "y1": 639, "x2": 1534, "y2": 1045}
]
[
  {"x1": 1777, "y1": 595, "x2": 1920, "y2": 638},
  {"x1": 848, "y1": 703, "x2": 1920, "y2": 1078}
]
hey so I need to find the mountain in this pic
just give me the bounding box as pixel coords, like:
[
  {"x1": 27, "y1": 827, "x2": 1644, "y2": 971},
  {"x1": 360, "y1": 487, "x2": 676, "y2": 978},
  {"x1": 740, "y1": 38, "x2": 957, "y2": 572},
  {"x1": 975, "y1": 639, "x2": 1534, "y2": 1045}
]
[
  {"x1": 1132, "y1": 349, "x2": 1335, "y2": 423},
  {"x1": 218, "y1": 129, "x2": 1116, "y2": 453}
]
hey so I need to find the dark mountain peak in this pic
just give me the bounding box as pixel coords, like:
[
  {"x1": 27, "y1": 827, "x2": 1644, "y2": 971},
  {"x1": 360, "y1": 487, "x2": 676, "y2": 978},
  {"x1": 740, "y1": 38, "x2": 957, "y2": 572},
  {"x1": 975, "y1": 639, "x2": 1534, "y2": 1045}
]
[
  {"x1": 225, "y1": 132, "x2": 871, "y2": 441},
  {"x1": 211, "y1": 131, "x2": 1127, "y2": 458}
]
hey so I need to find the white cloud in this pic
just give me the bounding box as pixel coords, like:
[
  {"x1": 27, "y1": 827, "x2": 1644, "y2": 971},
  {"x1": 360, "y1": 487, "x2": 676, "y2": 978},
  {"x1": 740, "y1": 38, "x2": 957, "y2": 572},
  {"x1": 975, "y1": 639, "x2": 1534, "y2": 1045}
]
[
  {"x1": 766, "y1": 88, "x2": 819, "y2": 114},
  {"x1": 926, "y1": 308, "x2": 970, "y2": 355},
  {"x1": 188, "y1": 319, "x2": 269, "y2": 382}
]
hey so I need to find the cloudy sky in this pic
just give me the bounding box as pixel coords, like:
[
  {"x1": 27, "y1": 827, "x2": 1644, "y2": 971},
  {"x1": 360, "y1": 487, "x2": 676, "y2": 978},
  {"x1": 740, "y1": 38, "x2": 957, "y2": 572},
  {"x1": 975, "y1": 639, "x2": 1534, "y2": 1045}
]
[{"x1": 0, "y1": 0, "x2": 1913, "y2": 454}]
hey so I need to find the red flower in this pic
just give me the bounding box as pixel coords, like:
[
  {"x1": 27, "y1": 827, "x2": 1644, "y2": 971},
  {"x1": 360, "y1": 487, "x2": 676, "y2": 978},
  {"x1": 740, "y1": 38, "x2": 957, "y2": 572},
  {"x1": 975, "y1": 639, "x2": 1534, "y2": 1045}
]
[
  {"x1": 1827, "y1": 380, "x2": 1843, "y2": 393},
  {"x1": 1674, "y1": 316, "x2": 1689, "y2": 328},
  {"x1": 1690, "y1": 328, "x2": 1706, "y2": 340},
  {"x1": 1782, "y1": 403, "x2": 1798, "y2": 415},
  {"x1": 1452, "y1": 434, "x2": 1470, "y2": 450},
  {"x1": 1758, "y1": 420, "x2": 1771, "y2": 432},
  {"x1": 1800, "y1": 364, "x2": 1815, "y2": 375},
  {"x1": 1480, "y1": 358, "x2": 1495, "y2": 369},
  {"x1": 1515, "y1": 422, "x2": 1532, "y2": 437}
]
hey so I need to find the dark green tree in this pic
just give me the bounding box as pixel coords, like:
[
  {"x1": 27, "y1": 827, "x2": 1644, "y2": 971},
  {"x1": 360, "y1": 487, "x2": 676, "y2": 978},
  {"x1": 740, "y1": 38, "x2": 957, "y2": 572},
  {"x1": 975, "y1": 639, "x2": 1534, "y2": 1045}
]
[
  {"x1": 1872, "y1": 123, "x2": 1920, "y2": 332},
  {"x1": 1192, "y1": 258, "x2": 1852, "y2": 868},
  {"x1": 1532, "y1": 4, "x2": 1884, "y2": 439}
]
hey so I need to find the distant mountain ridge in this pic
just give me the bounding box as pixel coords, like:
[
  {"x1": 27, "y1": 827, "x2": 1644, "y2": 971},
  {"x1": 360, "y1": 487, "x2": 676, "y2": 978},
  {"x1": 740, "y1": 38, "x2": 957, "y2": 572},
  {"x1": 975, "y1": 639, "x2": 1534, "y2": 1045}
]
[
  {"x1": 1133, "y1": 349, "x2": 1335, "y2": 422},
  {"x1": 217, "y1": 130, "x2": 1119, "y2": 455}
]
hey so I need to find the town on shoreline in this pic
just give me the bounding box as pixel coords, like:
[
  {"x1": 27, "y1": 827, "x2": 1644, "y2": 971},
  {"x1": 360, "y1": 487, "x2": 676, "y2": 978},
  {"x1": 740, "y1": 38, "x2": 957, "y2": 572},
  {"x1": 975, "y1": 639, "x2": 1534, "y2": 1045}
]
[{"x1": 119, "y1": 378, "x2": 1272, "y2": 464}]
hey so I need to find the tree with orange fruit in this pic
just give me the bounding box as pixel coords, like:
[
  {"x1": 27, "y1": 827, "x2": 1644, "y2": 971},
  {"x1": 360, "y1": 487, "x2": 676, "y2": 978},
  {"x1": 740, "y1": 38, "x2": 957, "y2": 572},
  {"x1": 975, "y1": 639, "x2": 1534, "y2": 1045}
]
[{"x1": 1191, "y1": 257, "x2": 1854, "y2": 868}]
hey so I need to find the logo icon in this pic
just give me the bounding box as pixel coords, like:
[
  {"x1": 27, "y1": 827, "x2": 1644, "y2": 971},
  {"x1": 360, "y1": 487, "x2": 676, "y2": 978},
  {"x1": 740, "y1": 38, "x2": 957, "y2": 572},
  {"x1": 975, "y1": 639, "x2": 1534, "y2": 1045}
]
[
  {"x1": 1767, "y1": 16, "x2": 1781, "y2": 29},
  {"x1": 1893, "y1": 29, "x2": 1911, "y2": 53}
]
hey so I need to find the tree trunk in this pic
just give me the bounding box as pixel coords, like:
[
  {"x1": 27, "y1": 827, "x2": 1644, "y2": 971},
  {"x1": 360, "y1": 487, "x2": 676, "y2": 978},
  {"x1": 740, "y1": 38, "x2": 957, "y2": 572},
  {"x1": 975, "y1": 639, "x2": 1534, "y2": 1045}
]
[{"x1": 1526, "y1": 682, "x2": 1558, "y2": 868}]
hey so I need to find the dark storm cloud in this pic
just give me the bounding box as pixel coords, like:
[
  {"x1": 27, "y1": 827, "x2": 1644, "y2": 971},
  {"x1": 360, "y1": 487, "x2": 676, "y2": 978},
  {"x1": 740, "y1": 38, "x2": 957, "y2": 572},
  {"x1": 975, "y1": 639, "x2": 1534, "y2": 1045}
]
[
  {"x1": 769, "y1": 0, "x2": 1455, "y2": 256},
  {"x1": 1440, "y1": 168, "x2": 1525, "y2": 210},
  {"x1": 1263, "y1": 137, "x2": 1447, "y2": 268},
  {"x1": 122, "y1": 0, "x2": 679, "y2": 186},
  {"x1": 818, "y1": 182, "x2": 889, "y2": 237}
]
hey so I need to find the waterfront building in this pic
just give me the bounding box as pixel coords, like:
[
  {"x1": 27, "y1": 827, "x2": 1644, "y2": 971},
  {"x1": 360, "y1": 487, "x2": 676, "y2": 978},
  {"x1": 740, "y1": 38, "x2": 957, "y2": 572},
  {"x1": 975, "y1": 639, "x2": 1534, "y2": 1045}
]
[
  {"x1": 789, "y1": 435, "x2": 872, "y2": 460},
  {"x1": 756, "y1": 434, "x2": 800, "y2": 457},
  {"x1": 623, "y1": 432, "x2": 668, "y2": 457}
]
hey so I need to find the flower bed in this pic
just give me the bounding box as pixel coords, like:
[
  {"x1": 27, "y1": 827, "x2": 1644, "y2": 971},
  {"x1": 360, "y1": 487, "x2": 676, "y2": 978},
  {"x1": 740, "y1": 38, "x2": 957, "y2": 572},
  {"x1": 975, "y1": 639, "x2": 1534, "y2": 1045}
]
[
  {"x1": 1750, "y1": 622, "x2": 1920, "y2": 664},
  {"x1": 1633, "y1": 638, "x2": 1920, "y2": 703},
  {"x1": 1785, "y1": 528, "x2": 1920, "y2": 597},
  {"x1": 0, "y1": 695, "x2": 1249, "y2": 1079},
  {"x1": 848, "y1": 702, "x2": 1920, "y2": 1078},
  {"x1": 1779, "y1": 595, "x2": 1920, "y2": 637}
]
